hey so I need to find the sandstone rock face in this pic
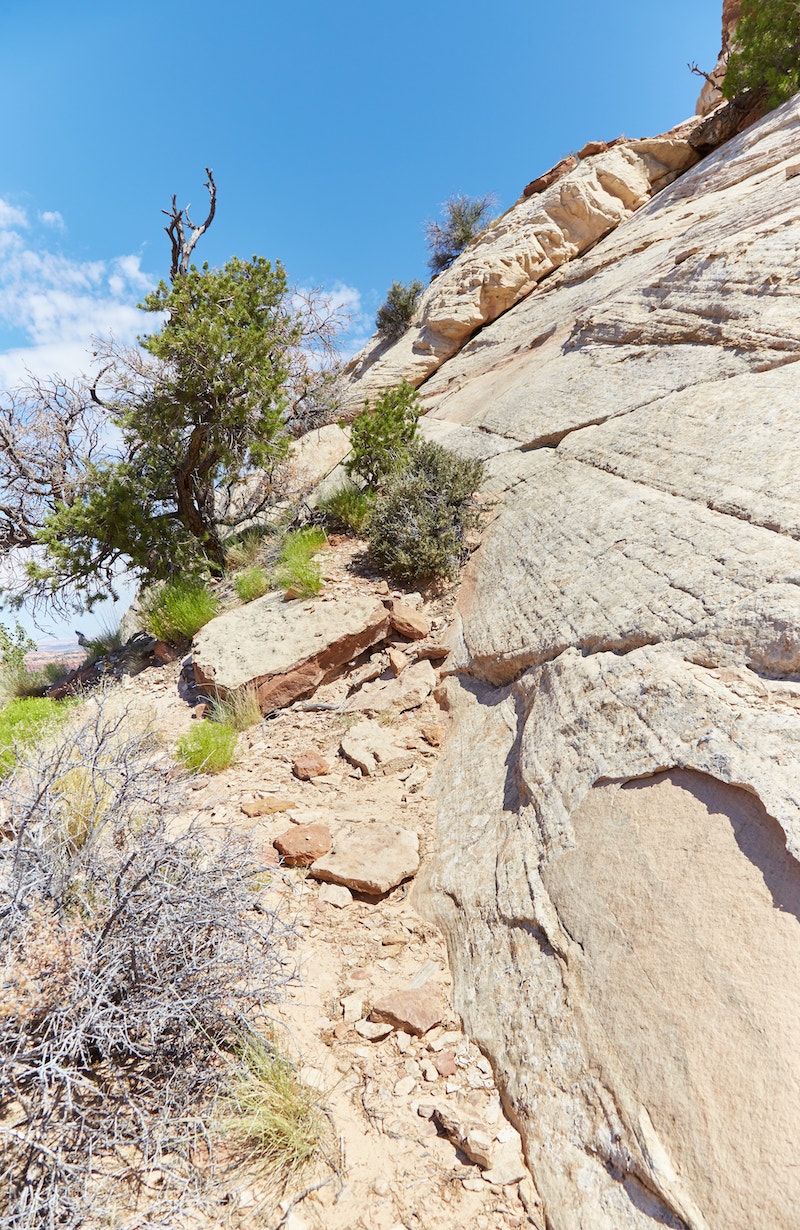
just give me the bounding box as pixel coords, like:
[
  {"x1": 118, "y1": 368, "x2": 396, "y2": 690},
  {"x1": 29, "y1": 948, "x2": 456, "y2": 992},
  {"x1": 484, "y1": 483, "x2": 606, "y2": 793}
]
[
  {"x1": 341, "y1": 130, "x2": 699, "y2": 413},
  {"x1": 192, "y1": 592, "x2": 390, "y2": 712},
  {"x1": 405, "y1": 97, "x2": 800, "y2": 1229},
  {"x1": 696, "y1": 0, "x2": 743, "y2": 115}
]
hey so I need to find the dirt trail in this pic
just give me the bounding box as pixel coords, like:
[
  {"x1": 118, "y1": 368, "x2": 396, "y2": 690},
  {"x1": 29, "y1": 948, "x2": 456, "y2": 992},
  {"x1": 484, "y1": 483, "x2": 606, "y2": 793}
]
[{"x1": 121, "y1": 544, "x2": 541, "y2": 1230}]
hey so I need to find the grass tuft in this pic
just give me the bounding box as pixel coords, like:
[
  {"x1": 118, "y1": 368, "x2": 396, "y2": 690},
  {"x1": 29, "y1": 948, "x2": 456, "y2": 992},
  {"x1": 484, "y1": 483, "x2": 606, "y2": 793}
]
[
  {"x1": 274, "y1": 527, "x2": 327, "y2": 599},
  {"x1": 211, "y1": 687, "x2": 262, "y2": 732},
  {"x1": 318, "y1": 483, "x2": 374, "y2": 535},
  {"x1": 234, "y1": 566, "x2": 270, "y2": 604},
  {"x1": 224, "y1": 1034, "x2": 323, "y2": 1175},
  {"x1": 141, "y1": 579, "x2": 219, "y2": 642},
  {"x1": 176, "y1": 720, "x2": 238, "y2": 773}
]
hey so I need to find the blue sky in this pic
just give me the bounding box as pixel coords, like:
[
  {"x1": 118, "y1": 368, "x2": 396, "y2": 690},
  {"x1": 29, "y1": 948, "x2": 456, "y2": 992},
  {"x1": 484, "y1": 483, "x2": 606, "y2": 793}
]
[{"x1": 0, "y1": 0, "x2": 721, "y2": 640}]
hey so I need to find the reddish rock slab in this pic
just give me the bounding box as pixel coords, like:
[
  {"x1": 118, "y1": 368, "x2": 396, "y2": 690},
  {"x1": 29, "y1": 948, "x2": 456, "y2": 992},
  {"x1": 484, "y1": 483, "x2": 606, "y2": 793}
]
[
  {"x1": 273, "y1": 822, "x2": 332, "y2": 867},
  {"x1": 192, "y1": 591, "x2": 391, "y2": 713},
  {"x1": 292, "y1": 751, "x2": 329, "y2": 780},
  {"x1": 370, "y1": 988, "x2": 445, "y2": 1037},
  {"x1": 522, "y1": 154, "x2": 578, "y2": 198}
]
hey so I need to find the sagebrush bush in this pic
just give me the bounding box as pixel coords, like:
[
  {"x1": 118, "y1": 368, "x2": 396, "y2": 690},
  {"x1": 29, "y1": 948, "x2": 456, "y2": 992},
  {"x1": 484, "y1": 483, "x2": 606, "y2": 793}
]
[
  {"x1": 375, "y1": 280, "x2": 424, "y2": 342},
  {"x1": 274, "y1": 526, "x2": 327, "y2": 598},
  {"x1": 425, "y1": 193, "x2": 497, "y2": 275},
  {"x1": 176, "y1": 719, "x2": 238, "y2": 772},
  {"x1": 141, "y1": 578, "x2": 219, "y2": 641},
  {"x1": 368, "y1": 441, "x2": 484, "y2": 582},
  {"x1": 0, "y1": 699, "x2": 295, "y2": 1227},
  {"x1": 234, "y1": 565, "x2": 270, "y2": 603},
  {"x1": 0, "y1": 620, "x2": 40, "y2": 701},
  {"x1": 318, "y1": 482, "x2": 374, "y2": 534},
  {"x1": 345, "y1": 382, "x2": 421, "y2": 491}
]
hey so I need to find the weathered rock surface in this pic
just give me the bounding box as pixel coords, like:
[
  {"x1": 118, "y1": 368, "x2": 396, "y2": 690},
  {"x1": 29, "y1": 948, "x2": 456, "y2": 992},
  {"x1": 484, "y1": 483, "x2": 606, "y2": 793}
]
[
  {"x1": 370, "y1": 988, "x2": 444, "y2": 1036},
  {"x1": 401, "y1": 97, "x2": 800, "y2": 1230},
  {"x1": 343, "y1": 658, "x2": 436, "y2": 715},
  {"x1": 340, "y1": 719, "x2": 416, "y2": 777},
  {"x1": 310, "y1": 821, "x2": 419, "y2": 895},
  {"x1": 341, "y1": 129, "x2": 699, "y2": 411},
  {"x1": 192, "y1": 591, "x2": 390, "y2": 712}
]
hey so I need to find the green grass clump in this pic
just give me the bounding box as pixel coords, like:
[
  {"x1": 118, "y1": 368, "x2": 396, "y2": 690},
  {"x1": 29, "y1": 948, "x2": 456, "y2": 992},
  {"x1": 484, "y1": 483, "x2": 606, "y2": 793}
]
[
  {"x1": 318, "y1": 483, "x2": 374, "y2": 535},
  {"x1": 211, "y1": 688, "x2": 262, "y2": 732},
  {"x1": 176, "y1": 720, "x2": 237, "y2": 774},
  {"x1": 0, "y1": 697, "x2": 68, "y2": 778},
  {"x1": 224, "y1": 528, "x2": 267, "y2": 571},
  {"x1": 141, "y1": 579, "x2": 219, "y2": 643},
  {"x1": 274, "y1": 527, "x2": 327, "y2": 598},
  {"x1": 224, "y1": 1034, "x2": 323, "y2": 1174},
  {"x1": 82, "y1": 621, "x2": 124, "y2": 662},
  {"x1": 234, "y1": 566, "x2": 270, "y2": 604}
]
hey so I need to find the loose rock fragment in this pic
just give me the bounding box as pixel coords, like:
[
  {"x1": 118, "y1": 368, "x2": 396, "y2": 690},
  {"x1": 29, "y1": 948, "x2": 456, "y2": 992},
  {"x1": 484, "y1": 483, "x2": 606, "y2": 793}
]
[
  {"x1": 370, "y1": 988, "x2": 444, "y2": 1037},
  {"x1": 273, "y1": 822, "x2": 332, "y2": 867},
  {"x1": 310, "y1": 822, "x2": 420, "y2": 895},
  {"x1": 318, "y1": 882, "x2": 353, "y2": 908},
  {"x1": 355, "y1": 1019, "x2": 393, "y2": 1041},
  {"x1": 388, "y1": 603, "x2": 431, "y2": 641},
  {"x1": 292, "y1": 750, "x2": 329, "y2": 780},
  {"x1": 241, "y1": 795, "x2": 297, "y2": 817},
  {"x1": 340, "y1": 719, "x2": 416, "y2": 777}
]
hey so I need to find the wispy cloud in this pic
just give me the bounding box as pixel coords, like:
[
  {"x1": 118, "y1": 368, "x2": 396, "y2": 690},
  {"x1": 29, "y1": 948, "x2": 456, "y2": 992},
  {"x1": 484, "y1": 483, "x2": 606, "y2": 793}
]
[
  {"x1": 0, "y1": 202, "x2": 154, "y2": 387},
  {"x1": 39, "y1": 209, "x2": 65, "y2": 230}
]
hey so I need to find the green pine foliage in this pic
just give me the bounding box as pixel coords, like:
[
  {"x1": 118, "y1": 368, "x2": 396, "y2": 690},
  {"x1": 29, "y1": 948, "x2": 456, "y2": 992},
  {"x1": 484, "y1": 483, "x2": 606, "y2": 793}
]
[
  {"x1": 368, "y1": 441, "x2": 483, "y2": 583},
  {"x1": 723, "y1": 0, "x2": 800, "y2": 108},
  {"x1": 345, "y1": 382, "x2": 421, "y2": 491},
  {"x1": 375, "y1": 280, "x2": 424, "y2": 342}
]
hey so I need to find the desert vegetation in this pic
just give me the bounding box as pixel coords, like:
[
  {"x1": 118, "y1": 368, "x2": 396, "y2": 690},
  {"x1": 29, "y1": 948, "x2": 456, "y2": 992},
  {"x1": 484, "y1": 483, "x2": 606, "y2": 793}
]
[
  {"x1": 425, "y1": 193, "x2": 497, "y2": 275},
  {"x1": 375, "y1": 279, "x2": 424, "y2": 341},
  {"x1": 723, "y1": 0, "x2": 800, "y2": 108},
  {"x1": 0, "y1": 695, "x2": 320, "y2": 1226}
]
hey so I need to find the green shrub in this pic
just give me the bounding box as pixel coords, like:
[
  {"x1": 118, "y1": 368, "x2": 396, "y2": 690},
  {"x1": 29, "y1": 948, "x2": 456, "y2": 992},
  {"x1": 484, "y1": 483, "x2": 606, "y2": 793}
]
[
  {"x1": 274, "y1": 527, "x2": 327, "y2": 598},
  {"x1": 375, "y1": 280, "x2": 424, "y2": 342},
  {"x1": 425, "y1": 193, "x2": 497, "y2": 276},
  {"x1": 234, "y1": 566, "x2": 270, "y2": 604},
  {"x1": 345, "y1": 382, "x2": 421, "y2": 491},
  {"x1": 723, "y1": 0, "x2": 800, "y2": 108},
  {"x1": 318, "y1": 483, "x2": 374, "y2": 534},
  {"x1": 141, "y1": 579, "x2": 219, "y2": 642},
  {"x1": 0, "y1": 621, "x2": 39, "y2": 701},
  {"x1": 0, "y1": 697, "x2": 67, "y2": 777},
  {"x1": 176, "y1": 720, "x2": 238, "y2": 773},
  {"x1": 368, "y1": 441, "x2": 484, "y2": 583}
]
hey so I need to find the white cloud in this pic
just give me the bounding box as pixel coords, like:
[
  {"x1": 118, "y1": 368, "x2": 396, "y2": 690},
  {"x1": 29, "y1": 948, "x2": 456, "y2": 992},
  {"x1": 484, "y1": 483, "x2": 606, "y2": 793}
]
[
  {"x1": 0, "y1": 198, "x2": 27, "y2": 229},
  {"x1": 0, "y1": 228, "x2": 154, "y2": 385},
  {"x1": 39, "y1": 210, "x2": 65, "y2": 230}
]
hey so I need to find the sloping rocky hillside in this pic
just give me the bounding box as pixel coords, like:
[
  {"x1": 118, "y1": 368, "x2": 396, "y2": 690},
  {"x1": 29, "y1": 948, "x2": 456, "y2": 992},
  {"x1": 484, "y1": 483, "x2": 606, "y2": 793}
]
[{"x1": 339, "y1": 94, "x2": 800, "y2": 1229}]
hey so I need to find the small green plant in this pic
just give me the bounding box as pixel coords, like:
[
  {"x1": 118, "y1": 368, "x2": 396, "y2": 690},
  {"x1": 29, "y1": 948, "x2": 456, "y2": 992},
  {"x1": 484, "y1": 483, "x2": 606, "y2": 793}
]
[
  {"x1": 141, "y1": 579, "x2": 219, "y2": 642},
  {"x1": 42, "y1": 660, "x2": 71, "y2": 686},
  {"x1": 318, "y1": 483, "x2": 374, "y2": 534},
  {"x1": 224, "y1": 1033, "x2": 323, "y2": 1174},
  {"x1": 345, "y1": 382, "x2": 421, "y2": 491},
  {"x1": 274, "y1": 527, "x2": 327, "y2": 598},
  {"x1": 723, "y1": 0, "x2": 800, "y2": 108},
  {"x1": 225, "y1": 527, "x2": 267, "y2": 570},
  {"x1": 211, "y1": 687, "x2": 262, "y2": 732},
  {"x1": 234, "y1": 566, "x2": 270, "y2": 604},
  {"x1": 0, "y1": 697, "x2": 67, "y2": 777},
  {"x1": 81, "y1": 621, "x2": 124, "y2": 663},
  {"x1": 0, "y1": 621, "x2": 38, "y2": 701},
  {"x1": 368, "y1": 440, "x2": 484, "y2": 583},
  {"x1": 425, "y1": 192, "x2": 498, "y2": 276},
  {"x1": 176, "y1": 720, "x2": 238, "y2": 773},
  {"x1": 375, "y1": 280, "x2": 425, "y2": 342}
]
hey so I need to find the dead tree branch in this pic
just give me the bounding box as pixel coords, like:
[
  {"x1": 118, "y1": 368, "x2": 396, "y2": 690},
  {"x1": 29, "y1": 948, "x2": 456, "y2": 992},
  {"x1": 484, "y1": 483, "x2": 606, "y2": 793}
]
[{"x1": 162, "y1": 168, "x2": 217, "y2": 281}]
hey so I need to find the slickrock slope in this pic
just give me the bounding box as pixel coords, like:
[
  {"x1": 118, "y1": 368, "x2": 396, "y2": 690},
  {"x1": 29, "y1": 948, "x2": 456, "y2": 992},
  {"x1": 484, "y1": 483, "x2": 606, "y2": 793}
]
[
  {"x1": 341, "y1": 127, "x2": 699, "y2": 413},
  {"x1": 350, "y1": 97, "x2": 800, "y2": 1229}
]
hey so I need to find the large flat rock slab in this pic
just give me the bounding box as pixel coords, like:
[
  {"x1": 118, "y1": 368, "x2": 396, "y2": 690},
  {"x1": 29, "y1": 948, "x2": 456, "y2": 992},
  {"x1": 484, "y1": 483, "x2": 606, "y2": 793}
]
[
  {"x1": 193, "y1": 592, "x2": 390, "y2": 711},
  {"x1": 310, "y1": 821, "x2": 419, "y2": 895}
]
